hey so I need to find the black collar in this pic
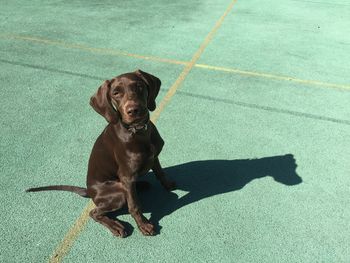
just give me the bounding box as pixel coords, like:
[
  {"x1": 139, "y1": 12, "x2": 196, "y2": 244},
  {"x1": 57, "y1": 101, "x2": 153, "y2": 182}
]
[{"x1": 120, "y1": 119, "x2": 149, "y2": 134}]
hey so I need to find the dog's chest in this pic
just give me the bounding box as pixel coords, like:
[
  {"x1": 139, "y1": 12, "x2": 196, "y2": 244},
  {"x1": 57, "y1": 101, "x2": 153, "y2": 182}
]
[{"x1": 127, "y1": 143, "x2": 155, "y2": 175}]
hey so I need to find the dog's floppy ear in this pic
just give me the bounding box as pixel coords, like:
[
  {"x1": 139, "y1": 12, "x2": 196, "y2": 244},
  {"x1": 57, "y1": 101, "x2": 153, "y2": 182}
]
[
  {"x1": 90, "y1": 80, "x2": 119, "y2": 123},
  {"x1": 135, "y1": 69, "x2": 161, "y2": 111}
]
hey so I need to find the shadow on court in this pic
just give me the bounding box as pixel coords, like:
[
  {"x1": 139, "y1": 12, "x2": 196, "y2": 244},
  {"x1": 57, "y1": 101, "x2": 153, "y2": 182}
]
[{"x1": 111, "y1": 154, "x2": 302, "y2": 234}]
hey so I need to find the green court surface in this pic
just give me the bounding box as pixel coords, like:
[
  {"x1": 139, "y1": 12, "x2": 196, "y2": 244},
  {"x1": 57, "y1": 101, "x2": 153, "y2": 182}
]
[{"x1": 1, "y1": 0, "x2": 349, "y2": 262}]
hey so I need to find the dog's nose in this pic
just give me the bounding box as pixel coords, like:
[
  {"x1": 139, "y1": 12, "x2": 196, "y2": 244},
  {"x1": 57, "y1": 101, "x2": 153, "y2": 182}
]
[{"x1": 127, "y1": 107, "x2": 140, "y2": 117}]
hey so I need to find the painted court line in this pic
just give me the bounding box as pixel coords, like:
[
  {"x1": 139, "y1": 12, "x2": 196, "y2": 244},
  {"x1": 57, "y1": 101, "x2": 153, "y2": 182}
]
[
  {"x1": 47, "y1": 1, "x2": 238, "y2": 262},
  {"x1": 0, "y1": 34, "x2": 188, "y2": 66},
  {"x1": 152, "y1": 0, "x2": 238, "y2": 121},
  {"x1": 195, "y1": 64, "x2": 350, "y2": 91},
  {"x1": 1, "y1": 57, "x2": 349, "y2": 126},
  {"x1": 1, "y1": 34, "x2": 350, "y2": 91},
  {"x1": 49, "y1": 201, "x2": 94, "y2": 263}
]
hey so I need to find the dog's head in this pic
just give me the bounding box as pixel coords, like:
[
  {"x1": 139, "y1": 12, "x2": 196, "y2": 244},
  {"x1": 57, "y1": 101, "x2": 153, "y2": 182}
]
[{"x1": 90, "y1": 70, "x2": 161, "y2": 124}]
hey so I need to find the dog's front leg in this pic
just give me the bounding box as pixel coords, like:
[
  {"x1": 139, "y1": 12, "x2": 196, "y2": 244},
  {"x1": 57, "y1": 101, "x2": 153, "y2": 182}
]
[
  {"x1": 152, "y1": 158, "x2": 176, "y2": 191},
  {"x1": 122, "y1": 178, "x2": 155, "y2": 236}
]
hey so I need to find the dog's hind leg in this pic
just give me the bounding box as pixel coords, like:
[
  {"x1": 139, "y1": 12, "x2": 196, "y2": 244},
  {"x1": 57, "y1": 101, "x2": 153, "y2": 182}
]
[{"x1": 89, "y1": 182, "x2": 127, "y2": 237}]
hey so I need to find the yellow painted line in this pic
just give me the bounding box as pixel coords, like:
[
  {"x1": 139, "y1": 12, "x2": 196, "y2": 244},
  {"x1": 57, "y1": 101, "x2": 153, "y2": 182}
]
[
  {"x1": 49, "y1": 201, "x2": 94, "y2": 263},
  {"x1": 152, "y1": 0, "x2": 238, "y2": 120},
  {"x1": 47, "y1": 1, "x2": 238, "y2": 262},
  {"x1": 195, "y1": 64, "x2": 350, "y2": 91},
  {"x1": 0, "y1": 34, "x2": 188, "y2": 66},
  {"x1": 1, "y1": 33, "x2": 350, "y2": 91}
]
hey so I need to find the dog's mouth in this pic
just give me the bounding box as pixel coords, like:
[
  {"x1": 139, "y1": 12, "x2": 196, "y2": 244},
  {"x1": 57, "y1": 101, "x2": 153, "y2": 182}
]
[
  {"x1": 110, "y1": 100, "x2": 149, "y2": 126},
  {"x1": 123, "y1": 111, "x2": 149, "y2": 126}
]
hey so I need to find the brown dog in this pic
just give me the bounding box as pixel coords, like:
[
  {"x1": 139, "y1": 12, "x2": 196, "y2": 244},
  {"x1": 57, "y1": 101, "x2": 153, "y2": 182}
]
[{"x1": 26, "y1": 70, "x2": 176, "y2": 237}]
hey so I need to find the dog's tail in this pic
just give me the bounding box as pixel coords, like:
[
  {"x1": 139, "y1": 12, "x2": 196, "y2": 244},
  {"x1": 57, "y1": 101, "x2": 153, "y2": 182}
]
[{"x1": 26, "y1": 185, "x2": 89, "y2": 198}]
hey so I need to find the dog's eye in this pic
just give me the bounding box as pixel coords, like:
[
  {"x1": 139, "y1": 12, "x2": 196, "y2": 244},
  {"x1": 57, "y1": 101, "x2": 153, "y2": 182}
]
[{"x1": 113, "y1": 90, "x2": 121, "y2": 96}]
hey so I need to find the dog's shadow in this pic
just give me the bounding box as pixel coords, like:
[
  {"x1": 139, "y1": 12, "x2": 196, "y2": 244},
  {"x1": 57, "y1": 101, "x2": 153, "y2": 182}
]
[{"x1": 111, "y1": 154, "x2": 302, "y2": 234}]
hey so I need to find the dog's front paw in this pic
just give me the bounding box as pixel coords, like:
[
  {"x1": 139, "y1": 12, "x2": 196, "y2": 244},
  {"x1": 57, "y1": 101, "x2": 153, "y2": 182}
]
[
  {"x1": 138, "y1": 222, "x2": 156, "y2": 236},
  {"x1": 109, "y1": 222, "x2": 128, "y2": 238}
]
